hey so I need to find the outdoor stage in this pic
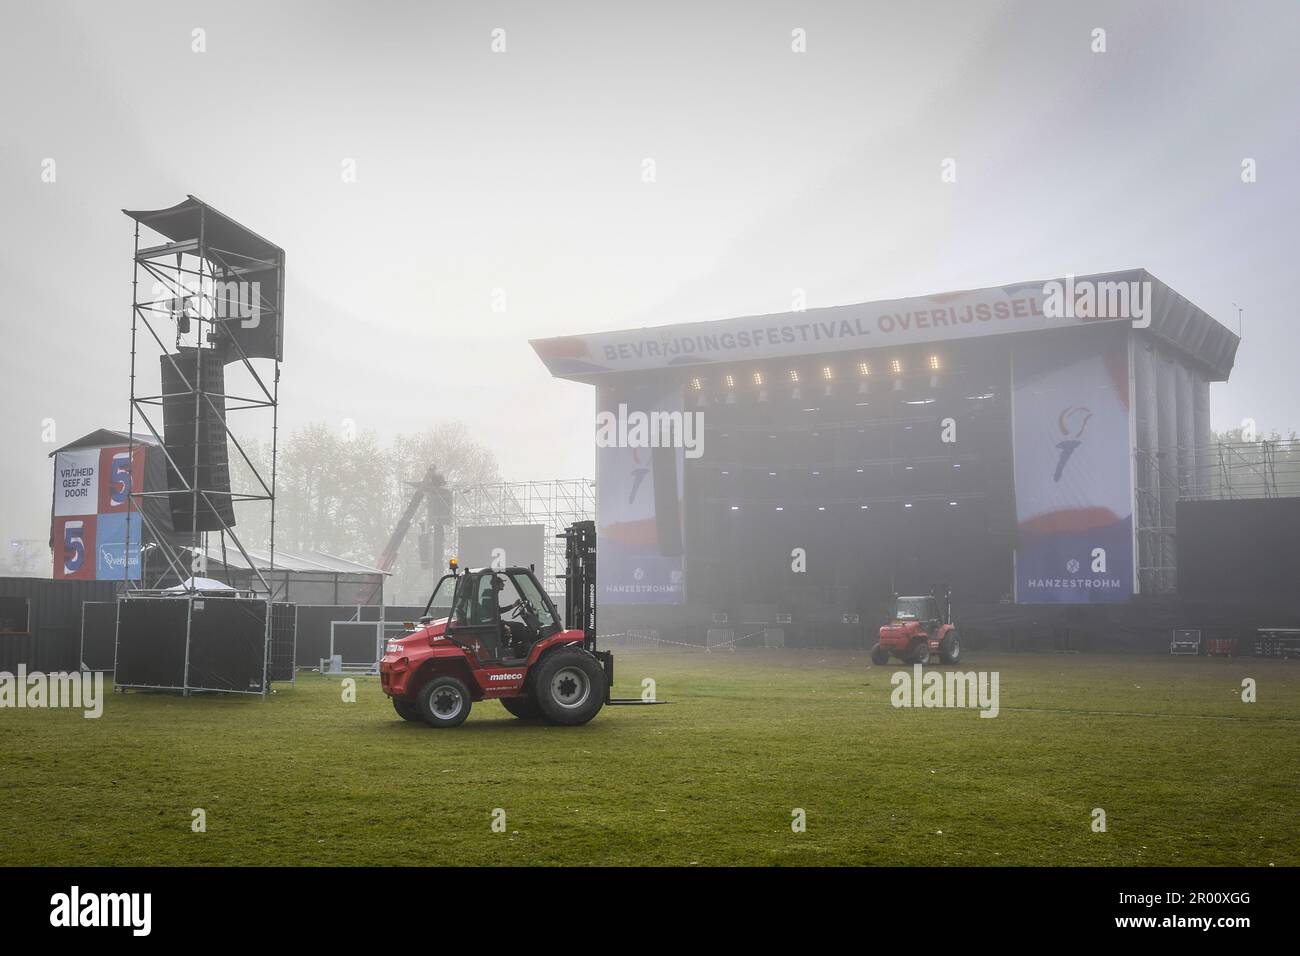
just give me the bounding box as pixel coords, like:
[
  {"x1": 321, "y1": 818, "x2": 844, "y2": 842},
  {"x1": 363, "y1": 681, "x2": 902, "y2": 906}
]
[{"x1": 530, "y1": 270, "x2": 1296, "y2": 648}]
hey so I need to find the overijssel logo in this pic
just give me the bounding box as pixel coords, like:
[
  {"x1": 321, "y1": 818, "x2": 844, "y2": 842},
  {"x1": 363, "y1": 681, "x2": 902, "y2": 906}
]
[
  {"x1": 1053, "y1": 405, "x2": 1092, "y2": 482},
  {"x1": 1042, "y1": 274, "x2": 1152, "y2": 327},
  {"x1": 594, "y1": 403, "x2": 704, "y2": 459},
  {"x1": 0, "y1": 666, "x2": 104, "y2": 718},
  {"x1": 50, "y1": 886, "x2": 151, "y2": 936},
  {"x1": 890, "y1": 665, "x2": 1000, "y2": 718}
]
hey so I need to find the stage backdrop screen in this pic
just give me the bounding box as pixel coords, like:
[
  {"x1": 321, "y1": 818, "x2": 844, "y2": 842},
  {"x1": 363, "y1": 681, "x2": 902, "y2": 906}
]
[
  {"x1": 595, "y1": 384, "x2": 686, "y2": 606},
  {"x1": 52, "y1": 444, "x2": 144, "y2": 581},
  {"x1": 1012, "y1": 331, "x2": 1134, "y2": 603},
  {"x1": 456, "y1": 524, "x2": 546, "y2": 575}
]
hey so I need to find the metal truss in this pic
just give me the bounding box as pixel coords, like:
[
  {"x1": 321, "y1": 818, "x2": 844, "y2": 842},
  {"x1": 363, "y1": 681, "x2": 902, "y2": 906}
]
[{"x1": 447, "y1": 479, "x2": 596, "y2": 598}]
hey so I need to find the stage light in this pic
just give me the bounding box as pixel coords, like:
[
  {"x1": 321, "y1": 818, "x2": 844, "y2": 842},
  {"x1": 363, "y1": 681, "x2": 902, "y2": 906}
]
[
  {"x1": 817, "y1": 506, "x2": 826, "y2": 511},
  {"x1": 724, "y1": 374, "x2": 735, "y2": 389},
  {"x1": 788, "y1": 369, "x2": 800, "y2": 383},
  {"x1": 752, "y1": 371, "x2": 764, "y2": 386},
  {"x1": 690, "y1": 378, "x2": 702, "y2": 391},
  {"x1": 822, "y1": 366, "x2": 834, "y2": 381},
  {"x1": 890, "y1": 358, "x2": 903, "y2": 375},
  {"x1": 856, "y1": 467, "x2": 864, "y2": 473},
  {"x1": 904, "y1": 502, "x2": 913, "y2": 508},
  {"x1": 775, "y1": 506, "x2": 784, "y2": 511},
  {"x1": 812, "y1": 470, "x2": 821, "y2": 477},
  {"x1": 858, "y1": 361, "x2": 871, "y2": 376},
  {"x1": 769, "y1": 471, "x2": 777, "y2": 477},
  {"x1": 730, "y1": 505, "x2": 740, "y2": 511},
  {"x1": 860, "y1": 504, "x2": 869, "y2": 510},
  {"x1": 949, "y1": 501, "x2": 958, "y2": 506},
  {"x1": 929, "y1": 354, "x2": 942, "y2": 371}
]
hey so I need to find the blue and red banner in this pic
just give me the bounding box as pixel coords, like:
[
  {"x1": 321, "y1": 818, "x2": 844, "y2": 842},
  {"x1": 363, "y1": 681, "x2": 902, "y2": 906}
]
[
  {"x1": 1012, "y1": 334, "x2": 1135, "y2": 603},
  {"x1": 595, "y1": 385, "x2": 686, "y2": 605},
  {"x1": 52, "y1": 444, "x2": 145, "y2": 581}
]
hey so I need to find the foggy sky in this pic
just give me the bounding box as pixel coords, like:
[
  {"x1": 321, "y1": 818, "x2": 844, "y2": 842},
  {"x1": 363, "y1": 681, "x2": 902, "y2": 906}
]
[{"x1": 2, "y1": 0, "x2": 1297, "y2": 559}]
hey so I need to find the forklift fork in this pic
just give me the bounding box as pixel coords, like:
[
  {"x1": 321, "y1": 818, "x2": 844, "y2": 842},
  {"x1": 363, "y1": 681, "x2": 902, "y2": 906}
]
[{"x1": 594, "y1": 650, "x2": 671, "y2": 705}]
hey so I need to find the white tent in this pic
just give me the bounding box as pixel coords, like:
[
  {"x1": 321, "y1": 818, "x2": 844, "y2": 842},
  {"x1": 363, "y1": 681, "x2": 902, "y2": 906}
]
[{"x1": 164, "y1": 577, "x2": 239, "y2": 593}]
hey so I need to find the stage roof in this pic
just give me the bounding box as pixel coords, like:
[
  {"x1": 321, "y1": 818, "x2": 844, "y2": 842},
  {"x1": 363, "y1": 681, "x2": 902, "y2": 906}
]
[
  {"x1": 531, "y1": 269, "x2": 1239, "y2": 383},
  {"x1": 122, "y1": 195, "x2": 283, "y2": 264}
]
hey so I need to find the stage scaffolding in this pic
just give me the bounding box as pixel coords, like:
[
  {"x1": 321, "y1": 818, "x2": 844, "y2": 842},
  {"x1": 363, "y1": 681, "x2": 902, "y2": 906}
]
[
  {"x1": 119, "y1": 197, "x2": 284, "y2": 697},
  {"x1": 1135, "y1": 438, "x2": 1300, "y2": 594},
  {"x1": 447, "y1": 479, "x2": 596, "y2": 599}
]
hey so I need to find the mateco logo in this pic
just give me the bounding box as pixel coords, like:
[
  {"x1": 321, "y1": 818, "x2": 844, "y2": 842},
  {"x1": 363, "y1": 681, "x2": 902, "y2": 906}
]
[
  {"x1": 1042, "y1": 274, "x2": 1152, "y2": 328},
  {"x1": 489, "y1": 672, "x2": 524, "y2": 681},
  {"x1": 594, "y1": 403, "x2": 704, "y2": 459}
]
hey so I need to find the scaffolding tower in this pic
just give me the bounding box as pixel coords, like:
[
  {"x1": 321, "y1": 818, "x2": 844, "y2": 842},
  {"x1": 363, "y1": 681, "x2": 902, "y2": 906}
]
[
  {"x1": 119, "y1": 197, "x2": 284, "y2": 697},
  {"x1": 447, "y1": 479, "x2": 596, "y2": 600}
]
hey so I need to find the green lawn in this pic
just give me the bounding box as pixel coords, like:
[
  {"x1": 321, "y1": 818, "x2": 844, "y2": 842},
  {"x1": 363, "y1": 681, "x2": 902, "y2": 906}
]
[{"x1": 2, "y1": 651, "x2": 1296, "y2": 866}]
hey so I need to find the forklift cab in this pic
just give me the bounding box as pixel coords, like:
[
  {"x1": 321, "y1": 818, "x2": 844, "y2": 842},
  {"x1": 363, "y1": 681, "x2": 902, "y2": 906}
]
[
  {"x1": 894, "y1": 595, "x2": 956, "y2": 639},
  {"x1": 892, "y1": 595, "x2": 941, "y2": 634},
  {"x1": 430, "y1": 565, "x2": 562, "y2": 664}
]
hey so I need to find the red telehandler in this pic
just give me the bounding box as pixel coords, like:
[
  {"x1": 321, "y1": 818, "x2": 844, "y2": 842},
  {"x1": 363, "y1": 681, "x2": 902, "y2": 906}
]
[{"x1": 380, "y1": 521, "x2": 664, "y2": 727}]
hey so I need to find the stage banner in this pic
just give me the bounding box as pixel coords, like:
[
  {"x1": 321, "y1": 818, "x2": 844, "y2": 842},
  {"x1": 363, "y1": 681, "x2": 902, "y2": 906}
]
[
  {"x1": 98, "y1": 445, "x2": 145, "y2": 513},
  {"x1": 52, "y1": 515, "x2": 96, "y2": 580},
  {"x1": 595, "y1": 384, "x2": 686, "y2": 605},
  {"x1": 1012, "y1": 333, "x2": 1134, "y2": 603},
  {"x1": 94, "y1": 512, "x2": 143, "y2": 580},
  {"x1": 52, "y1": 445, "x2": 144, "y2": 581},
  {"x1": 53, "y1": 448, "x2": 100, "y2": 517}
]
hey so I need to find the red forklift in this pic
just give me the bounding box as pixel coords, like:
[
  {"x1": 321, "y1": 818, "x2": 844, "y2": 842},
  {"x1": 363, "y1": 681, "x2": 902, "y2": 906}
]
[
  {"x1": 871, "y1": 588, "x2": 962, "y2": 665},
  {"x1": 380, "y1": 521, "x2": 660, "y2": 727}
]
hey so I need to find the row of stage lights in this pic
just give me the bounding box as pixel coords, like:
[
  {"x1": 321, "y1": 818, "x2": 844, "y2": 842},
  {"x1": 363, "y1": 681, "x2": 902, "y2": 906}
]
[
  {"x1": 726, "y1": 499, "x2": 964, "y2": 512},
  {"x1": 690, "y1": 355, "x2": 945, "y2": 398}
]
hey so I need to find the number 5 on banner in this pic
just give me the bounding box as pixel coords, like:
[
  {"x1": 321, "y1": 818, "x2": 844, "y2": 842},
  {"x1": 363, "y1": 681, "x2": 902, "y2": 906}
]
[
  {"x1": 63, "y1": 521, "x2": 86, "y2": 573},
  {"x1": 110, "y1": 452, "x2": 132, "y2": 506}
]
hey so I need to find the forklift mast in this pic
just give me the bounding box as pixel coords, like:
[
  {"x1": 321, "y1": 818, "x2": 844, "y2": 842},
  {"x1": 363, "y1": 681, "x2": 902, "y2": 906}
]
[{"x1": 559, "y1": 520, "x2": 597, "y2": 650}]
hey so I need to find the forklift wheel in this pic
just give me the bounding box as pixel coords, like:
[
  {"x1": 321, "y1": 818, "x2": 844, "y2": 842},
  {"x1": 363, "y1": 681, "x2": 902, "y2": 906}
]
[
  {"x1": 534, "y1": 649, "x2": 606, "y2": 726},
  {"x1": 939, "y1": 631, "x2": 961, "y2": 665},
  {"x1": 500, "y1": 695, "x2": 542, "y2": 719},
  {"x1": 870, "y1": 643, "x2": 890, "y2": 665},
  {"x1": 416, "y1": 675, "x2": 472, "y2": 728},
  {"x1": 910, "y1": 640, "x2": 931, "y2": 665},
  {"x1": 392, "y1": 697, "x2": 422, "y2": 722}
]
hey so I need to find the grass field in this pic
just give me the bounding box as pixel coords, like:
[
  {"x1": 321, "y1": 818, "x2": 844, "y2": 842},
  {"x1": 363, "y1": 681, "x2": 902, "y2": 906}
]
[{"x1": 2, "y1": 651, "x2": 1297, "y2": 866}]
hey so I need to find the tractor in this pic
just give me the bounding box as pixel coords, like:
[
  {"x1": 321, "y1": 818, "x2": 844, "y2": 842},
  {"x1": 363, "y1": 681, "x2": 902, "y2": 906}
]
[
  {"x1": 380, "y1": 521, "x2": 659, "y2": 727},
  {"x1": 871, "y1": 590, "x2": 961, "y2": 665}
]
